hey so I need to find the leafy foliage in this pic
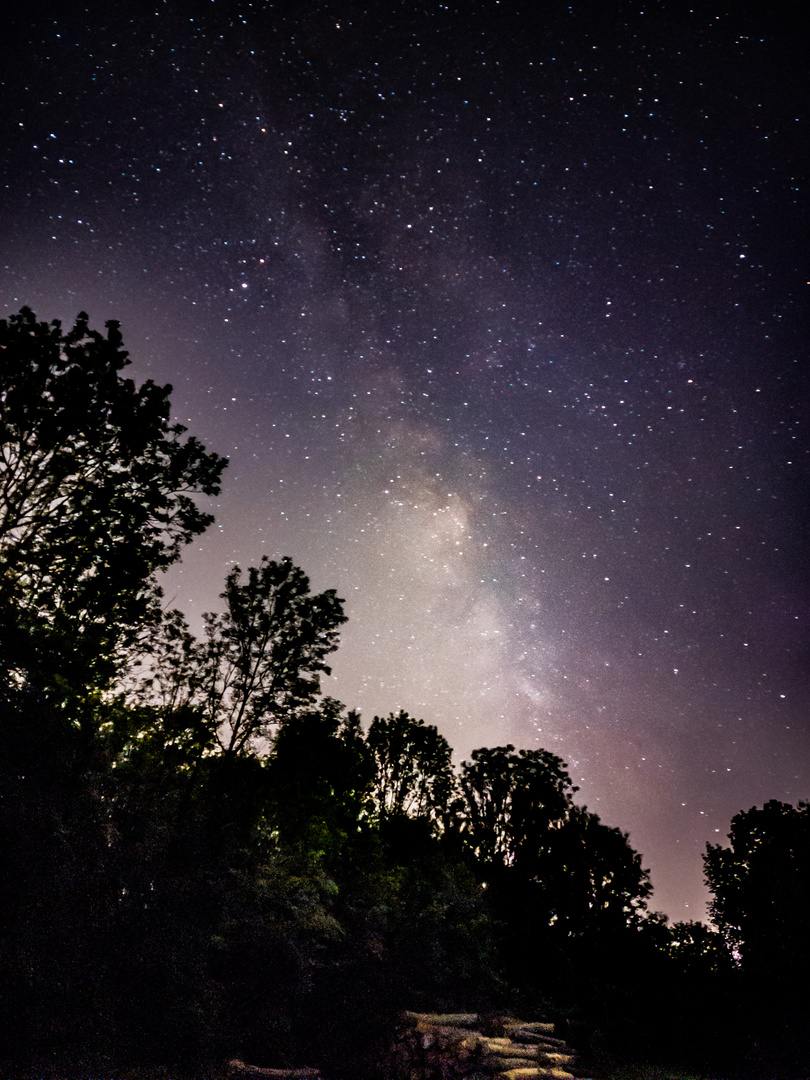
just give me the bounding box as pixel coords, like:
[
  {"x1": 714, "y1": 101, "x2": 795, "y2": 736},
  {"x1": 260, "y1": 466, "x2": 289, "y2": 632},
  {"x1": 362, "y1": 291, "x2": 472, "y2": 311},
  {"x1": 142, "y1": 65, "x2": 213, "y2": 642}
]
[
  {"x1": 6, "y1": 306, "x2": 805, "y2": 1077},
  {"x1": 549, "y1": 804, "x2": 653, "y2": 933},
  {"x1": 455, "y1": 744, "x2": 654, "y2": 1025},
  {"x1": 704, "y1": 799, "x2": 810, "y2": 976},
  {"x1": 130, "y1": 557, "x2": 347, "y2": 757},
  {"x1": 366, "y1": 710, "x2": 457, "y2": 829},
  {"x1": 0, "y1": 307, "x2": 226, "y2": 700},
  {"x1": 264, "y1": 700, "x2": 373, "y2": 852},
  {"x1": 459, "y1": 743, "x2": 576, "y2": 872},
  {"x1": 696, "y1": 801, "x2": 810, "y2": 1077},
  {"x1": 664, "y1": 919, "x2": 733, "y2": 976}
]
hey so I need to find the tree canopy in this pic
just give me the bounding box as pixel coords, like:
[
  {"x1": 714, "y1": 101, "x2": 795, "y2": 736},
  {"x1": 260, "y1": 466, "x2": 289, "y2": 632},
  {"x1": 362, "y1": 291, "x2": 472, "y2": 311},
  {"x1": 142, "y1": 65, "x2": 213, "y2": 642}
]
[
  {"x1": 132, "y1": 557, "x2": 347, "y2": 757},
  {"x1": 0, "y1": 307, "x2": 227, "y2": 701},
  {"x1": 459, "y1": 744, "x2": 576, "y2": 873},
  {"x1": 704, "y1": 799, "x2": 810, "y2": 980},
  {"x1": 3, "y1": 306, "x2": 805, "y2": 1078},
  {"x1": 703, "y1": 800, "x2": 810, "y2": 1075},
  {"x1": 366, "y1": 710, "x2": 456, "y2": 829}
]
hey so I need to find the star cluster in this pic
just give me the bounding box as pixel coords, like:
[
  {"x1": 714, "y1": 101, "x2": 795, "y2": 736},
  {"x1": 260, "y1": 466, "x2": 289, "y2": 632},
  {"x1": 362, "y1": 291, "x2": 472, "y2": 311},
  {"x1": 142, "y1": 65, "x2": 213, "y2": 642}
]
[{"x1": 1, "y1": 1, "x2": 806, "y2": 919}]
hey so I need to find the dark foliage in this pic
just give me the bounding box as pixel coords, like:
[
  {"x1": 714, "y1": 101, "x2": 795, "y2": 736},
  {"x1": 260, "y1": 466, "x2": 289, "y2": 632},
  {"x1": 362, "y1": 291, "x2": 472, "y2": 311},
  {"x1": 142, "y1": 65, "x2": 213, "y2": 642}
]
[
  {"x1": 703, "y1": 801, "x2": 810, "y2": 1076},
  {"x1": 366, "y1": 709, "x2": 457, "y2": 830},
  {"x1": 2, "y1": 309, "x2": 806, "y2": 1078},
  {"x1": 0, "y1": 306, "x2": 227, "y2": 711},
  {"x1": 128, "y1": 558, "x2": 348, "y2": 758}
]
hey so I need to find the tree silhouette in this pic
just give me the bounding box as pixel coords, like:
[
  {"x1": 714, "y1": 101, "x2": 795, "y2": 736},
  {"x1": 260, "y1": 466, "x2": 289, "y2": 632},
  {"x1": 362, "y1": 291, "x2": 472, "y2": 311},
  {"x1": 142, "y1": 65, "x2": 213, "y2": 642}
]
[
  {"x1": 550, "y1": 803, "x2": 652, "y2": 934},
  {"x1": 366, "y1": 710, "x2": 457, "y2": 830},
  {"x1": 4, "y1": 302, "x2": 762, "y2": 1076},
  {"x1": 0, "y1": 307, "x2": 226, "y2": 706},
  {"x1": 704, "y1": 800, "x2": 810, "y2": 1077},
  {"x1": 132, "y1": 558, "x2": 347, "y2": 756},
  {"x1": 705, "y1": 800, "x2": 810, "y2": 983},
  {"x1": 459, "y1": 744, "x2": 576, "y2": 874}
]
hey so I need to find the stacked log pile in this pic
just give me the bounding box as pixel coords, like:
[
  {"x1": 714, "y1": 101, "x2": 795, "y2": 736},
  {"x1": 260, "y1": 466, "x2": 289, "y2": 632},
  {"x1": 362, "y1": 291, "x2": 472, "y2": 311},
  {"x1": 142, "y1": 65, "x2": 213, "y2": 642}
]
[
  {"x1": 389, "y1": 1012, "x2": 579, "y2": 1080},
  {"x1": 226, "y1": 1012, "x2": 578, "y2": 1080}
]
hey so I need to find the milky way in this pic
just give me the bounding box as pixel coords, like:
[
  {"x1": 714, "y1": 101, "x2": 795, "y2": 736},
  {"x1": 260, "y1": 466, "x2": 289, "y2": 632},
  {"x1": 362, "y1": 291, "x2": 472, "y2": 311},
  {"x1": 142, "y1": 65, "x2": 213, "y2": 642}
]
[{"x1": 1, "y1": 1, "x2": 807, "y2": 919}]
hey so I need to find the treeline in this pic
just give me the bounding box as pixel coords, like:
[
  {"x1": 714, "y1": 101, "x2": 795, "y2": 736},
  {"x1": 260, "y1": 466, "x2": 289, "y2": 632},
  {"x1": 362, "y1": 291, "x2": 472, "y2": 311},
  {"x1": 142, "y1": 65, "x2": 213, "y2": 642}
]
[{"x1": 1, "y1": 309, "x2": 808, "y2": 1078}]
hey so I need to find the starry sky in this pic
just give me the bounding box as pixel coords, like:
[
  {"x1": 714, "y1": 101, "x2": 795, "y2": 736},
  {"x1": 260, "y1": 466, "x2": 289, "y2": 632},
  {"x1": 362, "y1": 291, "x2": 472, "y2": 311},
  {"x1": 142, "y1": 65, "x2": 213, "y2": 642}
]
[{"x1": 2, "y1": 0, "x2": 807, "y2": 921}]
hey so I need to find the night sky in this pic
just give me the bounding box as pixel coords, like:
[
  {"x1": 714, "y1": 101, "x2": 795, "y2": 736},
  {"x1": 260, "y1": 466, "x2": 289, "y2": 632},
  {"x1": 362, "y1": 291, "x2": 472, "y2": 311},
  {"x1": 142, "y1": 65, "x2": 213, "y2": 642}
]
[{"x1": 2, "y1": 1, "x2": 807, "y2": 921}]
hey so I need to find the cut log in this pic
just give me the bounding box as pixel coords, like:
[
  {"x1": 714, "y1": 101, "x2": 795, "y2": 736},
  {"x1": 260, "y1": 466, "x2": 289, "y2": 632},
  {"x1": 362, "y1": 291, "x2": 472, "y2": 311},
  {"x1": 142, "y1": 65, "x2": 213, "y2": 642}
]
[
  {"x1": 495, "y1": 1069, "x2": 575, "y2": 1080},
  {"x1": 227, "y1": 1060, "x2": 320, "y2": 1079},
  {"x1": 414, "y1": 1023, "x2": 484, "y2": 1053},
  {"x1": 482, "y1": 1040, "x2": 538, "y2": 1060},
  {"x1": 402, "y1": 1011, "x2": 480, "y2": 1028},
  {"x1": 507, "y1": 1021, "x2": 555, "y2": 1034},
  {"x1": 509, "y1": 1029, "x2": 567, "y2": 1048},
  {"x1": 536, "y1": 1051, "x2": 577, "y2": 1068},
  {"x1": 493, "y1": 1058, "x2": 550, "y2": 1071}
]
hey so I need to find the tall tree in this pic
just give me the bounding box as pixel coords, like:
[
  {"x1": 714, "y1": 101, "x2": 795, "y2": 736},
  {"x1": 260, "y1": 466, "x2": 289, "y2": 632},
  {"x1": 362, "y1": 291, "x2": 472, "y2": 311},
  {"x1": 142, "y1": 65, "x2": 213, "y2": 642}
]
[
  {"x1": 134, "y1": 558, "x2": 347, "y2": 756},
  {"x1": 265, "y1": 699, "x2": 373, "y2": 851},
  {"x1": 704, "y1": 800, "x2": 810, "y2": 980},
  {"x1": 0, "y1": 307, "x2": 226, "y2": 701},
  {"x1": 459, "y1": 744, "x2": 576, "y2": 874},
  {"x1": 366, "y1": 710, "x2": 457, "y2": 830},
  {"x1": 548, "y1": 803, "x2": 652, "y2": 933},
  {"x1": 704, "y1": 800, "x2": 810, "y2": 1076}
]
